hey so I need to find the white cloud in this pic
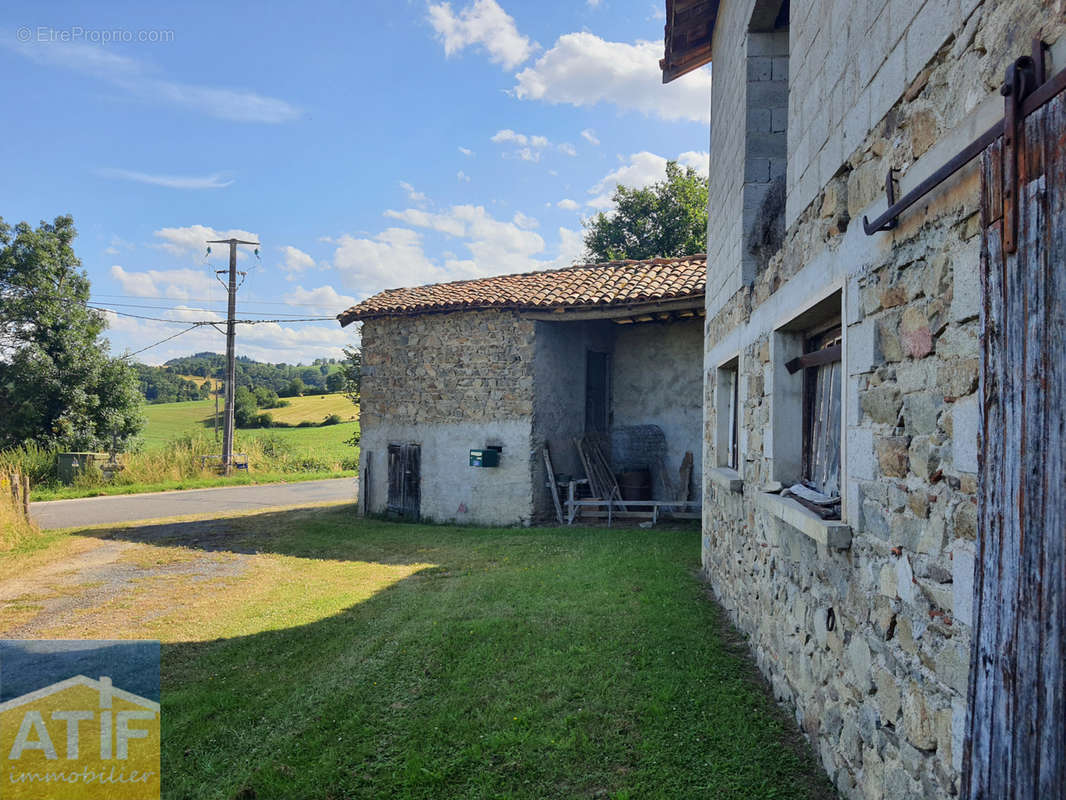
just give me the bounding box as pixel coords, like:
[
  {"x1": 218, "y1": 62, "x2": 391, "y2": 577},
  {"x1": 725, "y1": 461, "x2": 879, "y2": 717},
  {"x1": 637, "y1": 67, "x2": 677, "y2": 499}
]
[
  {"x1": 280, "y1": 245, "x2": 315, "y2": 274},
  {"x1": 581, "y1": 128, "x2": 600, "y2": 145},
  {"x1": 109, "y1": 265, "x2": 221, "y2": 299},
  {"x1": 558, "y1": 142, "x2": 577, "y2": 156},
  {"x1": 287, "y1": 284, "x2": 357, "y2": 313},
  {"x1": 557, "y1": 198, "x2": 580, "y2": 211},
  {"x1": 95, "y1": 168, "x2": 233, "y2": 189},
  {"x1": 678, "y1": 149, "x2": 711, "y2": 175},
  {"x1": 385, "y1": 208, "x2": 467, "y2": 237},
  {"x1": 490, "y1": 129, "x2": 549, "y2": 147},
  {"x1": 7, "y1": 40, "x2": 299, "y2": 123},
  {"x1": 554, "y1": 227, "x2": 587, "y2": 267},
  {"x1": 458, "y1": 146, "x2": 474, "y2": 156},
  {"x1": 332, "y1": 227, "x2": 454, "y2": 294},
  {"x1": 513, "y1": 33, "x2": 711, "y2": 123},
  {"x1": 399, "y1": 181, "x2": 430, "y2": 208},
  {"x1": 153, "y1": 225, "x2": 259, "y2": 257},
  {"x1": 585, "y1": 150, "x2": 710, "y2": 208},
  {"x1": 512, "y1": 211, "x2": 539, "y2": 229},
  {"x1": 457, "y1": 170, "x2": 471, "y2": 182},
  {"x1": 427, "y1": 0, "x2": 534, "y2": 70},
  {"x1": 648, "y1": 3, "x2": 666, "y2": 20},
  {"x1": 587, "y1": 0, "x2": 603, "y2": 6},
  {"x1": 491, "y1": 129, "x2": 554, "y2": 161}
]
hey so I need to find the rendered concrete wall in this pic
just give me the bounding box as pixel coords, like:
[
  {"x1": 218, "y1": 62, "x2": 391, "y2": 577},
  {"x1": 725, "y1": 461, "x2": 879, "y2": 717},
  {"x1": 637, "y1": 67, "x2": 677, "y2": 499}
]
[
  {"x1": 700, "y1": 1, "x2": 1066, "y2": 798},
  {"x1": 360, "y1": 420, "x2": 533, "y2": 526},
  {"x1": 613, "y1": 319, "x2": 704, "y2": 499}
]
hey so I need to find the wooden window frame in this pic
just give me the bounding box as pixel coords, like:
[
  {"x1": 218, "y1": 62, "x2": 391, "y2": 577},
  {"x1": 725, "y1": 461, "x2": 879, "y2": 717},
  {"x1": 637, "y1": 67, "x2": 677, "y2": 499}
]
[{"x1": 799, "y1": 319, "x2": 842, "y2": 498}]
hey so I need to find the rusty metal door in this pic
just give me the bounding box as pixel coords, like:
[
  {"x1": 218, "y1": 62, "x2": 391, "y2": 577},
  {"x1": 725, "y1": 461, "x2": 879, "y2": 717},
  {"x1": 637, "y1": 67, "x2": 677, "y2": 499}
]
[{"x1": 965, "y1": 71, "x2": 1066, "y2": 799}]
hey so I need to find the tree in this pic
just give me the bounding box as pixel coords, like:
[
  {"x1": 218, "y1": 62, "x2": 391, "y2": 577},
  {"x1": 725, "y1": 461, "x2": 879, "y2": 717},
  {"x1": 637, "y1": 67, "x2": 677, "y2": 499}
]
[
  {"x1": 325, "y1": 370, "x2": 345, "y2": 393},
  {"x1": 582, "y1": 161, "x2": 708, "y2": 262},
  {"x1": 233, "y1": 386, "x2": 259, "y2": 428},
  {"x1": 0, "y1": 215, "x2": 144, "y2": 451}
]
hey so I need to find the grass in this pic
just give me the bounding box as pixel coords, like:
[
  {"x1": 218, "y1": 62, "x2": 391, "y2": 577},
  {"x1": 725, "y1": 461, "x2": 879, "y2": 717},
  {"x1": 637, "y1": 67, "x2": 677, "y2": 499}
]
[
  {"x1": 3, "y1": 509, "x2": 835, "y2": 799},
  {"x1": 142, "y1": 394, "x2": 358, "y2": 449}
]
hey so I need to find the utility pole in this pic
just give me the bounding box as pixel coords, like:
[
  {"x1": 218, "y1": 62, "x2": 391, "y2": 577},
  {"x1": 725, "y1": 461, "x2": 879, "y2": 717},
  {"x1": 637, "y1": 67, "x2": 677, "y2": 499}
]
[{"x1": 207, "y1": 237, "x2": 258, "y2": 474}]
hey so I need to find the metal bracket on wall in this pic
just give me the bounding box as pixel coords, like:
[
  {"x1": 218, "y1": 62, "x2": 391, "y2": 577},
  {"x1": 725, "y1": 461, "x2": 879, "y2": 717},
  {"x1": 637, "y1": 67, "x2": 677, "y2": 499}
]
[{"x1": 863, "y1": 39, "x2": 1056, "y2": 241}]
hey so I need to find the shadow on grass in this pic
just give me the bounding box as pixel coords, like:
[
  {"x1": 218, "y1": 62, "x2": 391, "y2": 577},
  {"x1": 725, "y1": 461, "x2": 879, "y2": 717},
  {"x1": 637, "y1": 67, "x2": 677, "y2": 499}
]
[{"x1": 112, "y1": 508, "x2": 840, "y2": 800}]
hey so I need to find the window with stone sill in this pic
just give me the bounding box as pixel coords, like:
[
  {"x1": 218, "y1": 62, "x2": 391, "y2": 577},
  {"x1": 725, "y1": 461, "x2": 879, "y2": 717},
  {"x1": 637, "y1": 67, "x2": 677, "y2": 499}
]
[
  {"x1": 715, "y1": 356, "x2": 741, "y2": 472},
  {"x1": 771, "y1": 291, "x2": 843, "y2": 521}
]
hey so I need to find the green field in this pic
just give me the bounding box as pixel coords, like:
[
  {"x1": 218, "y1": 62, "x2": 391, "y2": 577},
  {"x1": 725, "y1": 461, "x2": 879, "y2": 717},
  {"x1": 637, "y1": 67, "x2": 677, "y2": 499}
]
[{"x1": 141, "y1": 394, "x2": 359, "y2": 452}]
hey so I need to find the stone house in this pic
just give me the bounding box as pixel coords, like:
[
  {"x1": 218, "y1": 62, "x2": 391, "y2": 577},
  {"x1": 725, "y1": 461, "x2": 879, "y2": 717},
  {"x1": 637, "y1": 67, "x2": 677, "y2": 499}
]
[
  {"x1": 338, "y1": 256, "x2": 706, "y2": 526},
  {"x1": 663, "y1": 0, "x2": 1066, "y2": 798}
]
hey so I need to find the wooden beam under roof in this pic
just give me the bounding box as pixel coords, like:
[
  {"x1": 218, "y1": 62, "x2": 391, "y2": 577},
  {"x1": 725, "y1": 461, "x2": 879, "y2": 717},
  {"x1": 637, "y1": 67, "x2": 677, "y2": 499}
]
[{"x1": 660, "y1": 0, "x2": 719, "y2": 83}]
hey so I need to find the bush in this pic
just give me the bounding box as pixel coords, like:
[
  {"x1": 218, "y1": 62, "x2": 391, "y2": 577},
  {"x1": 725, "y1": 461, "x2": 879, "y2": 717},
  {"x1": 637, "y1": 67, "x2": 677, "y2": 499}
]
[
  {"x1": 0, "y1": 443, "x2": 58, "y2": 486},
  {"x1": 321, "y1": 414, "x2": 343, "y2": 426},
  {"x1": 297, "y1": 421, "x2": 315, "y2": 428},
  {"x1": 255, "y1": 413, "x2": 274, "y2": 428}
]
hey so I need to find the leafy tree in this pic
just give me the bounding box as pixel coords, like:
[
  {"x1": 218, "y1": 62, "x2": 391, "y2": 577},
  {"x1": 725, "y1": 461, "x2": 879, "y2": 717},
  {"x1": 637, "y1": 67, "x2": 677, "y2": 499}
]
[
  {"x1": 0, "y1": 215, "x2": 144, "y2": 451},
  {"x1": 233, "y1": 386, "x2": 259, "y2": 428},
  {"x1": 582, "y1": 161, "x2": 708, "y2": 262},
  {"x1": 282, "y1": 378, "x2": 305, "y2": 398},
  {"x1": 325, "y1": 370, "x2": 345, "y2": 393},
  {"x1": 340, "y1": 346, "x2": 362, "y2": 448}
]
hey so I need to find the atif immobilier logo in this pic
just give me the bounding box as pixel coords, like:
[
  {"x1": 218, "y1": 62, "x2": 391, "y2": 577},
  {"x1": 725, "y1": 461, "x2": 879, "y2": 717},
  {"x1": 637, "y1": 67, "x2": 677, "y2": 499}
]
[{"x1": 0, "y1": 640, "x2": 160, "y2": 799}]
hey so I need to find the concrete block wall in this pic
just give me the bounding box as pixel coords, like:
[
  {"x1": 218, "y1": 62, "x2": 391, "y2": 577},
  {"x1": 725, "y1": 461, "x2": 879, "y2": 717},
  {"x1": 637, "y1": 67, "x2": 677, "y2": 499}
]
[
  {"x1": 787, "y1": 0, "x2": 984, "y2": 225},
  {"x1": 700, "y1": 1, "x2": 1065, "y2": 797}
]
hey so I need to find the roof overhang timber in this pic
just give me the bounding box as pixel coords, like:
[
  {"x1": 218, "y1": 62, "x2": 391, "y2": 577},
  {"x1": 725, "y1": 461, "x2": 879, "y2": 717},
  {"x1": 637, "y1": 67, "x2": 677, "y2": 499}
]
[
  {"x1": 660, "y1": 0, "x2": 719, "y2": 83},
  {"x1": 521, "y1": 296, "x2": 705, "y2": 323}
]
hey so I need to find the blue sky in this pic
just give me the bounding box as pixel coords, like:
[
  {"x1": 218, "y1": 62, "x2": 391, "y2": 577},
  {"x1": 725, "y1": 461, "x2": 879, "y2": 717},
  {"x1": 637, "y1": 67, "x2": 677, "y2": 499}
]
[{"x1": 1, "y1": 0, "x2": 711, "y2": 364}]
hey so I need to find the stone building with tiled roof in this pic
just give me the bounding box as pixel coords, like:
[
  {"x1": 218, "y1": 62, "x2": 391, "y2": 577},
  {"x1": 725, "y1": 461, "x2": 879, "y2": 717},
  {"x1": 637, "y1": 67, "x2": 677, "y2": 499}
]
[{"x1": 338, "y1": 255, "x2": 707, "y2": 525}]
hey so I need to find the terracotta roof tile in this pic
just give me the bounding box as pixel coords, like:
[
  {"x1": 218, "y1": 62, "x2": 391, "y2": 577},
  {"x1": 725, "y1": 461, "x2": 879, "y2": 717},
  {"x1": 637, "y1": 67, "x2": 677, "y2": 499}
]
[{"x1": 337, "y1": 255, "x2": 706, "y2": 325}]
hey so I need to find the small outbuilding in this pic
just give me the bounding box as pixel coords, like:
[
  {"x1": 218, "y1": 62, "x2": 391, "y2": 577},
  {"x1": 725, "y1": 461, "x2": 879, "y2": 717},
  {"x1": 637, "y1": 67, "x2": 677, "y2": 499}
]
[{"x1": 338, "y1": 256, "x2": 706, "y2": 525}]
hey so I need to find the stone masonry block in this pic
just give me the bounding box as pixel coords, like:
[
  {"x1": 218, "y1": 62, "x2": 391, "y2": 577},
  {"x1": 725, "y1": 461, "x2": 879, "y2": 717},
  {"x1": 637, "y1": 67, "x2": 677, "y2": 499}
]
[{"x1": 952, "y1": 392, "x2": 978, "y2": 473}]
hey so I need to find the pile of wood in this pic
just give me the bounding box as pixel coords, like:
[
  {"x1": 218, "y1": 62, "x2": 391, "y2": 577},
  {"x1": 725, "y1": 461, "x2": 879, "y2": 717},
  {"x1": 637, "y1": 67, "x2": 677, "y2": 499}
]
[{"x1": 573, "y1": 435, "x2": 626, "y2": 510}]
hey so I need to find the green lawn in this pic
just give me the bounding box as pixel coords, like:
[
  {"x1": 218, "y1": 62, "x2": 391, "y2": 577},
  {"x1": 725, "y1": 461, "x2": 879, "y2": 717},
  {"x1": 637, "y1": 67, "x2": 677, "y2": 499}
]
[{"x1": 37, "y1": 510, "x2": 834, "y2": 799}]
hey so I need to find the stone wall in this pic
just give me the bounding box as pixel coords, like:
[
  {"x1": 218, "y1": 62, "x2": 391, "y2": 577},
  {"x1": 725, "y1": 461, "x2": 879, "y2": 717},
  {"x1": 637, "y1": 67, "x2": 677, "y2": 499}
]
[
  {"x1": 359, "y1": 310, "x2": 536, "y2": 525},
  {"x1": 701, "y1": 1, "x2": 1065, "y2": 798}
]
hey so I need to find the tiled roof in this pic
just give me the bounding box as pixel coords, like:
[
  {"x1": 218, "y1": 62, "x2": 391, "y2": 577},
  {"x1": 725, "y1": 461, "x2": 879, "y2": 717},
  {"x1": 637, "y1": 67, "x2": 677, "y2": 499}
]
[{"x1": 337, "y1": 255, "x2": 706, "y2": 325}]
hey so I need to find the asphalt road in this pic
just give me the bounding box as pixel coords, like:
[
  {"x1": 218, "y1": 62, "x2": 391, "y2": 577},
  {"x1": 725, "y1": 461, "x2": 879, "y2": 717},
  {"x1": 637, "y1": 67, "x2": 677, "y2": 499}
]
[{"x1": 30, "y1": 478, "x2": 357, "y2": 530}]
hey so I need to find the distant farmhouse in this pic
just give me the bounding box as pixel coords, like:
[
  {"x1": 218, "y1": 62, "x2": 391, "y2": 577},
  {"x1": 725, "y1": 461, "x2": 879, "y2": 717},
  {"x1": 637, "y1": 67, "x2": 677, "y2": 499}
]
[
  {"x1": 663, "y1": 0, "x2": 1066, "y2": 799},
  {"x1": 338, "y1": 256, "x2": 706, "y2": 526}
]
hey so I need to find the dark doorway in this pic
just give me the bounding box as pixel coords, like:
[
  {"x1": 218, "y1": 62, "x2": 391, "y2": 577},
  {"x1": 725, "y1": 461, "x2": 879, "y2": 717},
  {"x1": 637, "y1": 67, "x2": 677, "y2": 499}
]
[
  {"x1": 387, "y1": 443, "x2": 421, "y2": 520},
  {"x1": 585, "y1": 351, "x2": 611, "y2": 433}
]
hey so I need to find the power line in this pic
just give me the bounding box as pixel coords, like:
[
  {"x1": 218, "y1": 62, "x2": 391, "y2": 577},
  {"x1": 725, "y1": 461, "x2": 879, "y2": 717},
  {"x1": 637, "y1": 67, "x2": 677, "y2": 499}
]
[
  {"x1": 90, "y1": 292, "x2": 345, "y2": 309},
  {"x1": 120, "y1": 324, "x2": 206, "y2": 359},
  {"x1": 90, "y1": 300, "x2": 329, "y2": 318}
]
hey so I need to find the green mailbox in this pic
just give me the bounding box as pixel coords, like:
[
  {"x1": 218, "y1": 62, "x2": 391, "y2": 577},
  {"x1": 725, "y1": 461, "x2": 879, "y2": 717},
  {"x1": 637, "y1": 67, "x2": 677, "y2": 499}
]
[{"x1": 469, "y1": 449, "x2": 500, "y2": 468}]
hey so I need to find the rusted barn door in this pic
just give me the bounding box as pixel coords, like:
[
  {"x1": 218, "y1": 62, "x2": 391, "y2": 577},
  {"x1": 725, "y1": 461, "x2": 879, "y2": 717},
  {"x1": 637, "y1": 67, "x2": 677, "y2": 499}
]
[
  {"x1": 965, "y1": 75, "x2": 1066, "y2": 798},
  {"x1": 387, "y1": 444, "x2": 420, "y2": 520}
]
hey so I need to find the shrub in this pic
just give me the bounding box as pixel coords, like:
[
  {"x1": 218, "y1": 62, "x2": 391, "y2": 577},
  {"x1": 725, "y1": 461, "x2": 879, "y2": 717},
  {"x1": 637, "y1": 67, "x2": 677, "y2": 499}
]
[
  {"x1": 256, "y1": 413, "x2": 274, "y2": 429},
  {"x1": 322, "y1": 414, "x2": 343, "y2": 426}
]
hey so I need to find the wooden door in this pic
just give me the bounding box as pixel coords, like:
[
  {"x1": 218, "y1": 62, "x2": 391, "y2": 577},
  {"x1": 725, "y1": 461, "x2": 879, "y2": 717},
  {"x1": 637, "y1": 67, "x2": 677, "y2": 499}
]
[
  {"x1": 387, "y1": 444, "x2": 421, "y2": 520},
  {"x1": 965, "y1": 81, "x2": 1065, "y2": 799}
]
